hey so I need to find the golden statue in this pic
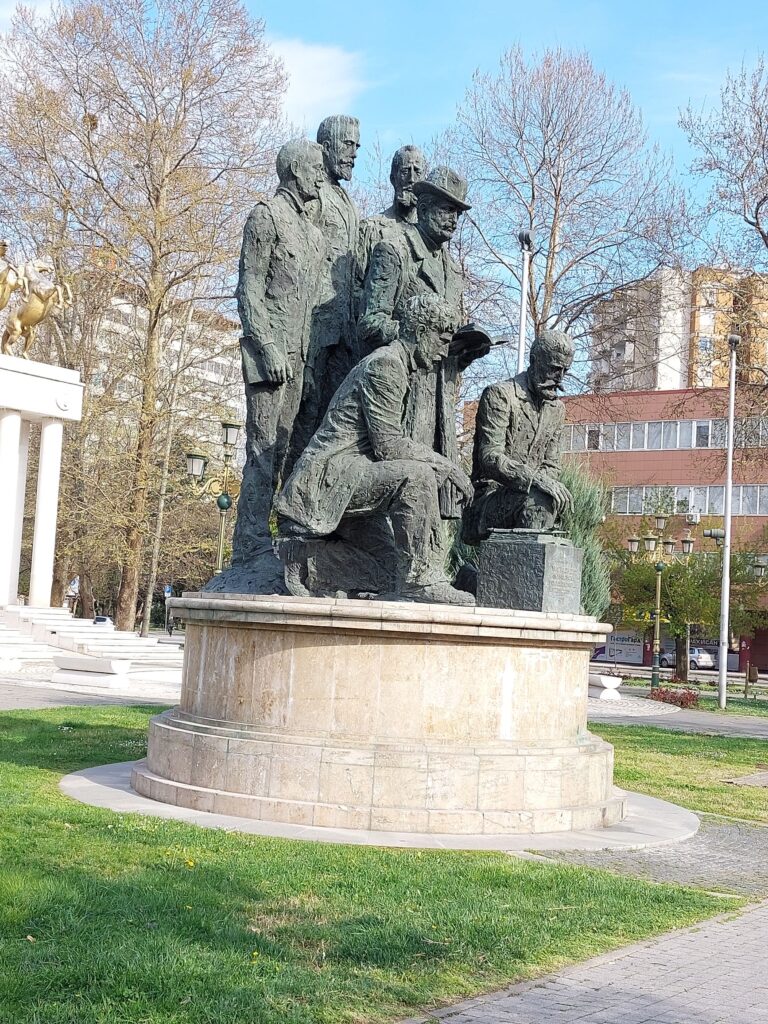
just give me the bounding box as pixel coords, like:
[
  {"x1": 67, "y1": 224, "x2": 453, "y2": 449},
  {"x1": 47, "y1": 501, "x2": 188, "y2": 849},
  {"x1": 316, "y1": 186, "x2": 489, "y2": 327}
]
[
  {"x1": 0, "y1": 239, "x2": 29, "y2": 313},
  {"x1": 1, "y1": 257, "x2": 73, "y2": 358}
]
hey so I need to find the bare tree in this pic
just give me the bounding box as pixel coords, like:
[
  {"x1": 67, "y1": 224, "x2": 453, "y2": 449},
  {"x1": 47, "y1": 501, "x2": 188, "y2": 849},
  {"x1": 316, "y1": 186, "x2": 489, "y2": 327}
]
[
  {"x1": 681, "y1": 58, "x2": 768, "y2": 269},
  {"x1": 0, "y1": 0, "x2": 284, "y2": 628},
  {"x1": 445, "y1": 47, "x2": 690, "y2": 388}
]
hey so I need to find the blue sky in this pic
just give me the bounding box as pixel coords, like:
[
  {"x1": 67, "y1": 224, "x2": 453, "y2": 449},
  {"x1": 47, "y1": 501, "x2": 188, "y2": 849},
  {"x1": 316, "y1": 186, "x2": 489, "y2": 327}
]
[{"x1": 257, "y1": 0, "x2": 768, "y2": 179}]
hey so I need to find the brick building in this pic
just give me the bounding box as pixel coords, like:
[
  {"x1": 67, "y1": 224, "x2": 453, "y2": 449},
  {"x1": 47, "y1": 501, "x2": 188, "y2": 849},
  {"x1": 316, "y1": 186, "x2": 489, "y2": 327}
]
[{"x1": 563, "y1": 386, "x2": 768, "y2": 668}]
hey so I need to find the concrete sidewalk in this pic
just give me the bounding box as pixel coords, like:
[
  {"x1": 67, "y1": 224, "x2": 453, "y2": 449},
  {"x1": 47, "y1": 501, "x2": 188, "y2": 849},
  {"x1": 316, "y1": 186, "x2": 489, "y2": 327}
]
[
  {"x1": 590, "y1": 702, "x2": 768, "y2": 738},
  {"x1": 402, "y1": 901, "x2": 768, "y2": 1023}
]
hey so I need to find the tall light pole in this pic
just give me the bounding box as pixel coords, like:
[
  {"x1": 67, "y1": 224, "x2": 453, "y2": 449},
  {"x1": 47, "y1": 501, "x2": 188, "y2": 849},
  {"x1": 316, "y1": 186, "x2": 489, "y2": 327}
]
[
  {"x1": 517, "y1": 230, "x2": 534, "y2": 374},
  {"x1": 717, "y1": 333, "x2": 740, "y2": 709},
  {"x1": 627, "y1": 517, "x2": 693, "y2": 689}
]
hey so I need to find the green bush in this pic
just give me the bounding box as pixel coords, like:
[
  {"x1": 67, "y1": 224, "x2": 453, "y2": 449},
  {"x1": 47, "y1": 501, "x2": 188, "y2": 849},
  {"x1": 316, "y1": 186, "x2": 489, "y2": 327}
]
[{"x1": 560, "y1": 461, "x2": 611, "y2": 619}]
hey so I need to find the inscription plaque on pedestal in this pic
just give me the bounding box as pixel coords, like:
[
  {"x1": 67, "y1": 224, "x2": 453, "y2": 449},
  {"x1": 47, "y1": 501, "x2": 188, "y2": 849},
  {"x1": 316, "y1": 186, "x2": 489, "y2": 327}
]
[{"x1": 477, "y1": 529, "x2": 583, "y2": 615}]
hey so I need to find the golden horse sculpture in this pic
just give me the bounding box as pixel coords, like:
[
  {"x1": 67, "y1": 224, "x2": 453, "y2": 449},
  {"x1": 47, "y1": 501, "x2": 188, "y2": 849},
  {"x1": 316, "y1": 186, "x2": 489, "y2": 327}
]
[
  {"x1": 1, "y1": 257, "x2": 73, "y2": 358},
  {"x1": 0, "y1": 240, "x2": 29, "y2": 314}
]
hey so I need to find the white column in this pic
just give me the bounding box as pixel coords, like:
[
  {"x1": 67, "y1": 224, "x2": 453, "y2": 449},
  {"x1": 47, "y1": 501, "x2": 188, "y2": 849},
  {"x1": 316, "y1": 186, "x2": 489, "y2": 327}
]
[
  {"x1": 0, "y1": 410, "x2": 23, "y2": 606},
  {"x1": 29, "y1": 418, "x2": 64, "y2": 608},
  {"x1": 8, "y1": 420, "x2": 30, "y2": 604}
]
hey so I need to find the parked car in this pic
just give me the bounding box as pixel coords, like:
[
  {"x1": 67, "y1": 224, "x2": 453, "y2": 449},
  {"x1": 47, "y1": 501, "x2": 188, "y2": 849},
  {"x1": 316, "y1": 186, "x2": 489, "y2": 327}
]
[
  {"x1": 659, "y1": 647, "x2": 715, "y2": 670},
  {"x1": 92, "y1": 615, "x2": 114, "y2": 626}
]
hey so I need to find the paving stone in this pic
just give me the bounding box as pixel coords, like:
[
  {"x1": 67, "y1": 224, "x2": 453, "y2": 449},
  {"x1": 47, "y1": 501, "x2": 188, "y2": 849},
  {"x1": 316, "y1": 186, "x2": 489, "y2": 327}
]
[
  {"x1": 541, "y1": 815, "x2": 768, "y2": 897},
  {"x1": 401, "y1": 901, "x2": 768, "y2": 1023}
]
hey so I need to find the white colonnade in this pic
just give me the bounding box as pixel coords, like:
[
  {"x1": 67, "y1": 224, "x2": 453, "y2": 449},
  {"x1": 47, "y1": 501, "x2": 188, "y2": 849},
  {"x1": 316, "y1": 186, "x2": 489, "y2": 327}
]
[{"x1": 0, "y1": 356, "x2": 83, "y2": 608}]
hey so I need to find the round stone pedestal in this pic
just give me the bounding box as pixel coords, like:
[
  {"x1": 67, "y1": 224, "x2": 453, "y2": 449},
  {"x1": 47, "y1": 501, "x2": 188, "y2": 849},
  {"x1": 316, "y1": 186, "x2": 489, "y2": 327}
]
[{"x1": 132, "y1": 594, "x2": 625, "y2": 835}]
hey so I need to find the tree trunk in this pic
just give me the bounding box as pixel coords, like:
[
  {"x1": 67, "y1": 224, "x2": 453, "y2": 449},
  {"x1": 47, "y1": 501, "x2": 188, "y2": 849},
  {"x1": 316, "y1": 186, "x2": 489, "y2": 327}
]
[
  {"x1": 114, "y1": 280, "x2": 163, "y2": 631},
  {"x1": 50, "y1": 552, "x2": 69, "y2": 609},
  {"x1": 140, "y1": 296, "x2": 195, "y2": 636},
  {"x1": 79, "y1": 568, "x2": 95, "y2": 619},
  {"x1": 675, "y1": 635, "x2": 689, "y2": 683}
]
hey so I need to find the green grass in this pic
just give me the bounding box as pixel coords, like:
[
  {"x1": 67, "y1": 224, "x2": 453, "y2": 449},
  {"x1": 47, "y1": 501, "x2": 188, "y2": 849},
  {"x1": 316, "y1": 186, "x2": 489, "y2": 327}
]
[
  {"x1": 697, "y1": 695, "x2": 768, "y2": 717},
  {"x1": 0, "y1": 706, "x2": 738, "y2": 1024},
  {"x1": 615, "y1": 678, "x2": 768, "y2": 716},
  {"x1": 594, "y1": 724, "x2": 768, "y2": 823}
]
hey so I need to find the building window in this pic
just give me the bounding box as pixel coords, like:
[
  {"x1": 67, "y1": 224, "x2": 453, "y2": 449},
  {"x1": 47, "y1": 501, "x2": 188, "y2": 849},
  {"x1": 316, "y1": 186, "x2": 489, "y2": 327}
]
[
  {"x1": 646, "y1": 421, "x2": 662, "y2": 449},
  {"x1": 658, "y1": 486, "x2": 675, "y2": 512},
  {"x1": 572, "y1": 425, "x2": 586, "y2": 451},
  {"x1": 562, "y1": 425, "x2": 573, "y2": 451},
  {"x1": 742, "y1": 485, "x2": 759, "y2": 515},
  {"x1": 612, "y1": 487, "x2": 629, "y2": 514},
  {"x1": 631, "y1": 422, "x2": 646, "y2": 450},
  {"x1": 628, "y1": 487, "x2": 644, "y2": 513},
  {"x1": 675, "y1": 487, "x2": 691, "y2": 513},
  {"x1": 698, "y1": 334, "x2": 713, "y2": 354},
  {"x1": 678, "y1": 420, "x2": 693, "y2": 449},
  {"x1": 586, "y1": 425, "x2": 601, "y2": 451},
  {"x1": 711, "y1": 419, "x2": 727, "y2": 447},
  {"x1": 708, "y1": 486, "x2": 724, "y2": 514},
  {"x1": 616, "y1": 423, "x2": 631, "y2": 450},
  {"x1": 694, "y1": 421, "x2": 711, "y2": 448},
  {"x1": 642, "y1": 486, "x2": 658, "y2": 512},
  {"x1": 759, "y1": 487, "x2": 768, "y2": 515},
  {"x1": 601, "y1": 423, "x2": 616, "y2": 451},
  {"x1": 662, "y1": 421, "x2": 678, "y2": 449},
  {"x1": 691, "y1": 487, "x2": 708, "y2": 513}
]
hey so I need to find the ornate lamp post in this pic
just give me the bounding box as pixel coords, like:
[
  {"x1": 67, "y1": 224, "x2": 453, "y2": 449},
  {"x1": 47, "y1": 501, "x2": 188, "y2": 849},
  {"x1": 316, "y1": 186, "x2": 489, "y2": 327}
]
[
  {"x1": 186, "y1": 418, "x2": 242, "y2": 575},
  {"x1": 627, "y1": 514, "x2": 694, "y2": 690}
]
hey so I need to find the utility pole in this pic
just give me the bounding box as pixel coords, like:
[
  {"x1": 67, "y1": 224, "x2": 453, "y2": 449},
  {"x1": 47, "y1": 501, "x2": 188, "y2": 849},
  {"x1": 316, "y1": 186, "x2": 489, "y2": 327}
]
[{"x1": 718, "y1": 333, "x2": 740, "y2": 709}]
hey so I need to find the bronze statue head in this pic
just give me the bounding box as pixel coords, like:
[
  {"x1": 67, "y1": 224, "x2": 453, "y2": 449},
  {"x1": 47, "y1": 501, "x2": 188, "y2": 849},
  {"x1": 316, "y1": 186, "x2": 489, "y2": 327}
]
[
  {"x1": 401, "y1": 293, "x2": 458, "y2": 369},
  {"x1": 414, "y1": 166, "x2": 470, "y2": 248},
  {"x1": 390, "y1": 145, "x2": 425, "y2": 216},
  {"x1": 529, "y1": 329, "x2": 574, "y2": 402},
  {"x1": 276, "y1": 138, "x2": 326, "y2": 203},
  {"x1": 316, "y1": 115, "x2": 360, "y2": 183}
]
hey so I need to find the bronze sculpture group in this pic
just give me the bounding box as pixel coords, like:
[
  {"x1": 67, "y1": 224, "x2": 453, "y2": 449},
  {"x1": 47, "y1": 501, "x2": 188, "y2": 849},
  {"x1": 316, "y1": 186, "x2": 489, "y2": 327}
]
[{"x1": 221, "y1": 116, "x2": 575, "y2": 605}]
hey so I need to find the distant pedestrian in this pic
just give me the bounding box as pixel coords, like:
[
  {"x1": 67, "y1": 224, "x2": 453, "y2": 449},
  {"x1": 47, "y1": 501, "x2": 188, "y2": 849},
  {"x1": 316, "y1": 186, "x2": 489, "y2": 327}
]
[{"x1": 167, "y1": 617, "x2": 175, "y2": 637}]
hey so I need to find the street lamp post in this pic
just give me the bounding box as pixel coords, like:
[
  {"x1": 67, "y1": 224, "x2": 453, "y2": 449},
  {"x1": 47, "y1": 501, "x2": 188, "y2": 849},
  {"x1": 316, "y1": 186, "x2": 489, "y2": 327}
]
[
  {"x1": 651, "y1": 559, "x2": 664, "y2": 690},
  {"x1": 186, "y1": 417, "x2": 242, "y2": 576},
  {"x1": 716, "y1": 333, "x2": 740, "y2": 709},
  {"x1": 627, "y1": 514, "x2": 694, "y2": 690},
  {"x1": 517, "y1": 230, "x2": 534, "y2": 375}
]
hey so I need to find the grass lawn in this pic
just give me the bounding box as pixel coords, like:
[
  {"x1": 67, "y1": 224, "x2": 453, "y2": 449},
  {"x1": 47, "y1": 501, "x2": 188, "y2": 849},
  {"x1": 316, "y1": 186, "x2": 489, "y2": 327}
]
[
  {"x1": 593, "y1": 724, "x2": 768, "y2": 823},
  {"x1": 0, "y1": 706, "x2": 738, "y2": 1024},
  {"x1": 697, "y1": 694, "x2": 768, "y2": 717},
  {"x1": 616, "y1": 678, "x2": 768, "y2": 717}
]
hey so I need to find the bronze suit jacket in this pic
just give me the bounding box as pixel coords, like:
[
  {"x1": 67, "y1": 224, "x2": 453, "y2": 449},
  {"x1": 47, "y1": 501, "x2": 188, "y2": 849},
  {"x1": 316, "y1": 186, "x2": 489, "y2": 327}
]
[{"x1": 357, "y1": 225, "x2": 465, "y2": 516}]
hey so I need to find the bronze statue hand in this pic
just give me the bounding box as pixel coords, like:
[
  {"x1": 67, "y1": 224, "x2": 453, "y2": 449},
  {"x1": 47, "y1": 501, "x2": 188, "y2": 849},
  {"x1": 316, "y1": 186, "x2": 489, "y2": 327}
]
[
  {"x1": 537, "y1": 475, "x2": 571, "y2": 516},
  {"x1": 449, "y1": 323, "x2": 492, "y2": 368},
  {"x1": 261, "y1": 344, "x2": 293, "y2": 385}
]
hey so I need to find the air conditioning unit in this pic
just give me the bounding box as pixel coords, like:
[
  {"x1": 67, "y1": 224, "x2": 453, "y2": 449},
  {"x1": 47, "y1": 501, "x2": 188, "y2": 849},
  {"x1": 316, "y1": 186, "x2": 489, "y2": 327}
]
[{"x1": 686, "y1": 513, "x2": 701, "y2": 526}]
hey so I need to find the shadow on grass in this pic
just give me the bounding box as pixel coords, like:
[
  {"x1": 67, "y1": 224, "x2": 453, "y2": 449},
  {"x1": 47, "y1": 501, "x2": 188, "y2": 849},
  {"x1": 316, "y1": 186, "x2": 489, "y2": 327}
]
[{"x1": 0, "y1": 706, "x2": 164, "y2": 774}]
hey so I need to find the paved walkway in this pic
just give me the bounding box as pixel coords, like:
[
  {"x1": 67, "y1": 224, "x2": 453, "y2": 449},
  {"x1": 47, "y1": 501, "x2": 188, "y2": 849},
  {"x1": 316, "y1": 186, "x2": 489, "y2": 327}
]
[
  {"x1": 589, "y1": 704, "x2": 768, "y2": 738},
  {"x1": 544, "y1": 815, "x2": 768, "y2": 898},
  {"x1": 402, "y1": 900, "x2": 768, "y2": 1023},
  {"x1": 0, "y1": 679, "x2": 171, "y2": 709}
]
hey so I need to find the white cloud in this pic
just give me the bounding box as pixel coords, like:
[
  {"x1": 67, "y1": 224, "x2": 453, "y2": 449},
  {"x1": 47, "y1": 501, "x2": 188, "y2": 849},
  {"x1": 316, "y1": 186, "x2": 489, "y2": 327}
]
[{"x1": 269, "y1": 36, "x2": 367, "y2": 132}]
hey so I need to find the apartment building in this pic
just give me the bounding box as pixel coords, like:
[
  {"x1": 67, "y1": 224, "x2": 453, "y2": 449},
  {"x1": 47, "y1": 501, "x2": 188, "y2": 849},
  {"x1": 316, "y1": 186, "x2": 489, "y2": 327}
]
[{"x1": 589, "y1": 266, "x2": 768, "y2": 393}]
